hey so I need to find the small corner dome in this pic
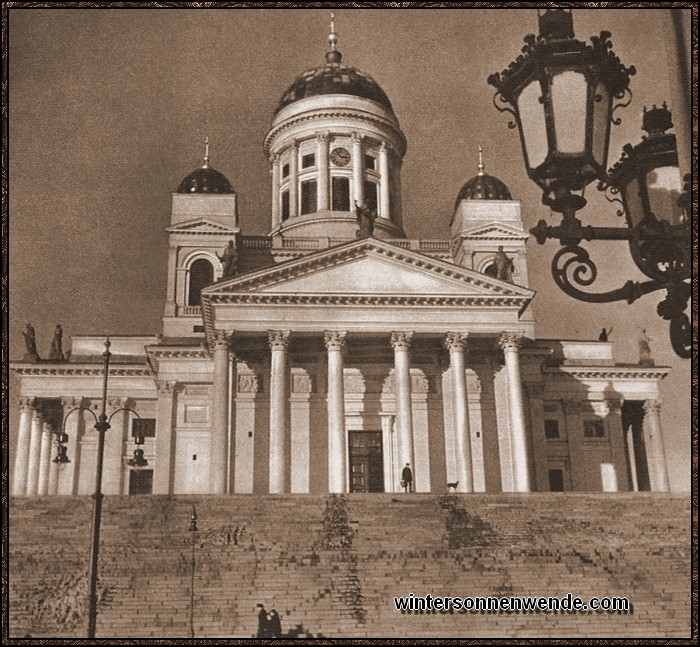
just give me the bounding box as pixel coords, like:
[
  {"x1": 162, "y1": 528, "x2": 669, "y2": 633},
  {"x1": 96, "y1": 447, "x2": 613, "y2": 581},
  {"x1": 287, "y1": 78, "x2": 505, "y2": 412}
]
[
  {"x1": 455, "y1": 173, "x2": 512, "y2": 203},
  {"x1": 177, "y1": 165, "x2": 235, "y2": 194}
]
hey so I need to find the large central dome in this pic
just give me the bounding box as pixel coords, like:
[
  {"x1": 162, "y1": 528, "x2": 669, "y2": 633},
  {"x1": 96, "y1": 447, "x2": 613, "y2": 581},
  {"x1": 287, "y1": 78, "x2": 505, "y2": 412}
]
[{"x1": 275, "y1": 57, "x2": 394, "y2": 116}]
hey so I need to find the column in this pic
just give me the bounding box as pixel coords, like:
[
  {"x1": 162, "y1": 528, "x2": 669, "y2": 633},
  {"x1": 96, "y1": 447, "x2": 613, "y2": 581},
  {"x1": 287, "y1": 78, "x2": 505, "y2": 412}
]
[
  {"x1": 317, "y1": 133, "x2": 330, "y2": 211},
  {"x1": 26, "y1": 410, "x2": 44, "y2": 495},
  {"x1": 164, "y1": 243, "x2": 178, "y2": 316},
  {"x1": 58, "y1": 397, "x2": 82, "y2": 496},
  {"x1": 271, "y1": 153, "x2": 281, "y2": 228},
  {"x1": 153, "y1": 381, "x2": 177, "y2": 494},
  {"x1": 288, "y1": 141, "x2": 299, "y2": 219},
  {"x1": 269, "y1": 330, "x2": 290, "y2": 493},
  {"x1": 643, "y1": 399, "x2": 670, "y2": 492},
  {"x1": 37, "y1": 422, "x2": 53, "y2": 495},
  {"x1": 210, "y1": 331, "x2": 231, "y2": 494},
  {"x1": 391, "y1": 332, "x2": 415, "y2": 481},
  {"x1": 379, "y1": 141, "x2": 390, "y2": 219},
  {"x1": 625, "y1": 425, "x2": 639, "y2": 491},
  {"x1": 48, "y1": 434, "x2": 59, "y2": 495},
  {"x1": 325, "y1": 331, "x2": 347, "y2": 493},
  {"x1": 12, "y1": 397, "x2": 35, "y2": 496},
  {"x1": 103, "y1": 398, "x2": 127, "y2": 495},
  {"x1": 351, "y1": 133, "x2": 364, "y2": 207},
  {"x1": 500, "y1": 332, "x2": 530, "y2": 492},
  {"x1": 444, "y1": 333, "x2": 473, "y2": 492}
]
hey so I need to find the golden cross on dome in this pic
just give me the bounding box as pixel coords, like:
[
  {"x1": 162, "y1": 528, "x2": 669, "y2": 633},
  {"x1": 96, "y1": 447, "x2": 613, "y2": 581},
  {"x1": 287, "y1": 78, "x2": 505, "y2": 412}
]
[
  {"x1": 329, "y1": 13, "x2": 338, "y2": 51},
  {"x1": 478, "y1": 144, "x2": 485, "y2": 176},
  {"x1": 203, "y1": 137, "x2": 210, "y2": 168}
]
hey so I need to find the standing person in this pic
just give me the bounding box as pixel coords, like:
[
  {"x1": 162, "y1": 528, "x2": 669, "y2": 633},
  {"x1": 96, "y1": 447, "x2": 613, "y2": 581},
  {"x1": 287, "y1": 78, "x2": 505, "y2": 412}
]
[
  {"x1": 401, "y1": 463, "x2": 413, "y2": 493},
  {"x1": 268, "y1": 609, "x2": 282, "y2": 638},
  {"x1": 255, "y1": 603, "x2": 269, "y2": 638},
  {"x1": 598, "y1": 327, "x2": 612, "y2": 342}
]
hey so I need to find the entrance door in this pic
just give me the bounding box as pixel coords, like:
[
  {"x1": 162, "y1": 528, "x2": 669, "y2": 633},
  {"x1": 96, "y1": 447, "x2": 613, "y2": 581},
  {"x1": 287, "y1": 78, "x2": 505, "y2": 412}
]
[{"x1": 349, "y1": 431, "x2": 384, "y2": 493}]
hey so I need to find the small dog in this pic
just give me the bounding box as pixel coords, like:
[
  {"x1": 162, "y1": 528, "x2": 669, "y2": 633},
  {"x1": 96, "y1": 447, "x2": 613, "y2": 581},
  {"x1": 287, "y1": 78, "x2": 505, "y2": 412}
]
[{"x1": 446, "y1": 481, "x2": 459, "y2": 493}]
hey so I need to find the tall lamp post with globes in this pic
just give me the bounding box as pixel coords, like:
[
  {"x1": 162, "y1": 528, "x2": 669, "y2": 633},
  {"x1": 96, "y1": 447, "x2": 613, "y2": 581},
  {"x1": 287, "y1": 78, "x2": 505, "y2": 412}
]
[
  {"x1": 54, "y1": 338, "x2": 147, "y2": 638},
  {"x1": 488, "y1": 8, "x2": 691, "y2": 358}
]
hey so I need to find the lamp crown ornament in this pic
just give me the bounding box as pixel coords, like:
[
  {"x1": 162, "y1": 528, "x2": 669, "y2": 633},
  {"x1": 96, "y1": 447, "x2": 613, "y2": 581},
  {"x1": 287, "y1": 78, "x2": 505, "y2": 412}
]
[
  {"x1": 537, "y1": 8, "x2": 574, "y2": 41},
  {"x1": 642, "y1": 103, "x2": 673, "y2": 137}
]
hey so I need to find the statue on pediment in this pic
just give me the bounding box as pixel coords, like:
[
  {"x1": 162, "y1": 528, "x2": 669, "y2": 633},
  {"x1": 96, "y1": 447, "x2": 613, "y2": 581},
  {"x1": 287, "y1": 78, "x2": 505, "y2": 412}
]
[
  {"x1": 218, "y1": 239, "x2": 238, "y2": 278},
  {"x1": 355, "y1": 202, "x2": 377, "y2": 239}
]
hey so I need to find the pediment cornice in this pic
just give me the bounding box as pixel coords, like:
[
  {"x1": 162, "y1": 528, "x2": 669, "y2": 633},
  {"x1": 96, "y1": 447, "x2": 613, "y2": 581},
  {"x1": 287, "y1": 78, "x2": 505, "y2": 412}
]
[{"x1": 166, "y1": 217, "x2": 239, "y2": 235}]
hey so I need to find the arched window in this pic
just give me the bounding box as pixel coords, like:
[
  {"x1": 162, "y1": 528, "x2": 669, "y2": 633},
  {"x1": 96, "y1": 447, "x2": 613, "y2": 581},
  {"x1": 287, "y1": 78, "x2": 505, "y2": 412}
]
[
  {"x1": 188, "y1": 258, "x2": 214, "y2": 306},
  {"x1": 483, "y1": 263, "x2": 498, "y2": 279}
]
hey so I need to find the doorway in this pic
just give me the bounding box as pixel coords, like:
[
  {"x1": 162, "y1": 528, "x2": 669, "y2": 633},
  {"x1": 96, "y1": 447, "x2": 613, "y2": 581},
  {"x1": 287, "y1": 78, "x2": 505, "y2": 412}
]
[
  {"x1": 129, "y1": 469, "x2": 153, "y2": 495},
  {"x1": 349, "y1": 431, "x2": 384, "y2": 493}
]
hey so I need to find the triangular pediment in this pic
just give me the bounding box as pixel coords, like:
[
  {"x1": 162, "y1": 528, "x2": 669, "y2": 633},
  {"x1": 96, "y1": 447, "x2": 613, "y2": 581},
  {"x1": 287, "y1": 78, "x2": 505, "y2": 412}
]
[
  {"x1": 460, "y1": 223, "x2": 528, "y2": 239},
  {"x1": 166, "y1": 217, "x2": 239, "y2": 234},
  {"x1": 203, "y1": 237, "x2": 533, "y2": 299}
]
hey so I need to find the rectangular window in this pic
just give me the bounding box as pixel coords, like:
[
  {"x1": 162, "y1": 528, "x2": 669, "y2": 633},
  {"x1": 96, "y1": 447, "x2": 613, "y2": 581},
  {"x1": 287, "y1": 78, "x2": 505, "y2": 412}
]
[
  {"x1": 544, "y1": 419, "x2": 560, "y2": 440},
  {"x1": 300, "y1": 180, "x2": 317, "y2": 215},
  {"x1": 281, "y1": 190, "x2": 290, "y2": 221},
  {"x1": 332, "y1": 176, "x2": 351, "y2": 211},
  {"x1": 282, "y1": 163, "x2": 289, "y2": 178},
  {"x1": 364, "y1": 154, "x2": 376, "y2": 170},
  {"x1": 132, "y1": 418, "x2": 156, "y2": 438},
  {"x1": 301, "y1": 153, "x2": 315, "y2": 169},
  {"x1": 364, "y1": 180, "x2": 379, "y2": 213},
  {"x1": 548, "y1": 469, "x2": 564, "y2": 492},
  {"x1": 583, "y1": 419, "x2": 605, "y2": 438}
]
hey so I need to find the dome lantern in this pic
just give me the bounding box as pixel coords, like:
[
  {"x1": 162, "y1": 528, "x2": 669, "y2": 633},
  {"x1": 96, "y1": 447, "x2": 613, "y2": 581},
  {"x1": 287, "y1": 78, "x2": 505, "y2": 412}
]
[{"x1": 177, "y1": 138, "x2": 235, "y2": 194}]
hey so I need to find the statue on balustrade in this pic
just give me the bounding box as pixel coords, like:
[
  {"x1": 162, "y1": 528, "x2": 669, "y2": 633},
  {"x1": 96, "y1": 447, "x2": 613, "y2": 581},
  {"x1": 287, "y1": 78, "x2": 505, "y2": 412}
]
[
  {"x1": 638, "y1": 328, "x2": 655, "y2": 366},
  {"x1": 22, "y1": 323, "x2": 39, "y2": 361},
  {"x1": 49, "y1": 323, "x2": 65, "y2": 361},
  {"x1": 355, "y1": 202, "x2": 377, "y2": 238},
  {"x1": 218, "y1": 239, "x2": 238, "y2": 278}
]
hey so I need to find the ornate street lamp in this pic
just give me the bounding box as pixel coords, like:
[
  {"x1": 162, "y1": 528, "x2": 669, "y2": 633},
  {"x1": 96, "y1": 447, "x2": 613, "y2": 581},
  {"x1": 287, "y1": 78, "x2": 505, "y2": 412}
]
[
  {"x1": 488, "y1": 9, "x2": 691, "y2": 358},
  {"x1": 54, "y1": 338, "x2": 146, "y2": 637},
  {"x1": 187, "y1": 505, "x2": 199, "y2": 640}
]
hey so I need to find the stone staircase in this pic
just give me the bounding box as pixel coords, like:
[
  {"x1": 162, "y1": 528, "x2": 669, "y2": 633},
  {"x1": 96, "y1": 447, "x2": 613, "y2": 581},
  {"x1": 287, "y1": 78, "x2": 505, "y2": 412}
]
[{"x1": 9, "y1": 493, "x2": 691, "y2": 639}]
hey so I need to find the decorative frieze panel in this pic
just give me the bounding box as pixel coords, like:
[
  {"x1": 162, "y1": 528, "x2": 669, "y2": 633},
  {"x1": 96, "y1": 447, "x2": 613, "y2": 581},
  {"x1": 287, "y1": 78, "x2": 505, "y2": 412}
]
[
  {"x1": 292, "y1": 373, "x2": 314, "y2": 394},
  {"x1": 238, "y1": 374, "x2": 262, "y2": 394}
]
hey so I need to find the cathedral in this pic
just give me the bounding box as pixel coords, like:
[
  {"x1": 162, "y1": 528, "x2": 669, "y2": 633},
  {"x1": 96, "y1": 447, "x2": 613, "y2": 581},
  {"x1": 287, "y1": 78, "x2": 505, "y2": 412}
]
[{"x1": 10, "y1": 20, "x2": 671, "y2": 499}]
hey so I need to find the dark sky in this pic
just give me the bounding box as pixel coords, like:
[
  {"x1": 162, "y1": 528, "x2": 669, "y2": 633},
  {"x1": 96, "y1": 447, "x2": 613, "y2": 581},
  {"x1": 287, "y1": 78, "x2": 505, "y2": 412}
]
[{"x1": 7, "y1": 7, "x2": 692, "y2": 490}]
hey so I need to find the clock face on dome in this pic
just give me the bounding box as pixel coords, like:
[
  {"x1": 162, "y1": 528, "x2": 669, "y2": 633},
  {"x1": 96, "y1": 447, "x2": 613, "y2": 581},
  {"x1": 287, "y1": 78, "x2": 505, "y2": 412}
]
[{"x1": 330, "y1": 147, "x2": 351, "y2": 166}]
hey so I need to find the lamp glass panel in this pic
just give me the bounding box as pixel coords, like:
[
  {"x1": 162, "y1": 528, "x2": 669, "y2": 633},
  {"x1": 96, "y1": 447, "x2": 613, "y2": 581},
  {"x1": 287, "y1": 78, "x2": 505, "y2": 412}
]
[
  {"x1": 647, "y1": 165, "x2": 684, "y2": 225},
  {"x1": 517, "y1": 80, "x2": 549, "y2": 169},
  {"x1": 591, "y1": 82, "x2": 611, "y2": 167},
  {"x1": 623, "y1": 178, "x2": 645, "y2": 227},
  {"x1": 551, "y1": 71, "x2": 588, "y2": 153}
]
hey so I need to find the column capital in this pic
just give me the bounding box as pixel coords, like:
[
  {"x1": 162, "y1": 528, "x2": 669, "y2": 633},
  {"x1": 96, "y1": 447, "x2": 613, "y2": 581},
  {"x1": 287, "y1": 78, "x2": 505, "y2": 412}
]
[
  {"x1": 168, "y1": 243, "x2": 178, "y2": 253},
  {"x1": 107, "y1": 397, "x2": 128, "y2": 414},
  {"x1": 316, "y1": 132, "x2": 330, "y2": 143},
  {"x1": 18, "y1": 396, "x2": 36, "y2": 412},
  {"x1": 213, "y1": 330, "x2": 232, "y2": 351},
  {"x1": 324, "y1": 330, "x2": 347, "y2": 351},
  {"x1": 390, "y1": 331, "x2": 413, "y2": 351},
  {"x1": 379, "y1": 140, "x2": 388, "y2": 153},
  {"x1": 60, "y1": 396, "x2": 82, "y2": 409},
  {"x1": 499, "y1": 331, "x2": 523, "y2": 351},
  {"x1": 444, "y1": 332, "x2": 468, "y2": 352},
  {"x1": 156, "y1": 380, "x2": 179, "y2": 395},
  {"x1": 351, "y1": 132, "x2": 363, "y2": 144},
  {"x1": 271, "y1": 152, "x2": 281, "y2": 164},
  {"x1": 606, "y1": 398, "x2": 623, "y2": 415},
  {"x1": 643, "y1": 399, "x2": 662, "y2": 414},
  {"x1": 289, "y1": 139, "x2": 299, "y2": 152},
  {"x1": 268, "y1": 330, "x2": 290, "y2": 351}
]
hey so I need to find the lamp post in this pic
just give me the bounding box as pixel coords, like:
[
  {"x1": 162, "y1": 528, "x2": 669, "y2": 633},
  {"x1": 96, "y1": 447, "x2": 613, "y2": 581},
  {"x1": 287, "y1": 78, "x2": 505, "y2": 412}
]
[
  {"x1": 188, "y1": 505, "x2": 199, "y2": 640},
  {"x1": 54, "y1": 338, "x2": 146, "y2": 638},
  {"x1": 488, "y1": 8, "x2": 691, "y2": 358}
]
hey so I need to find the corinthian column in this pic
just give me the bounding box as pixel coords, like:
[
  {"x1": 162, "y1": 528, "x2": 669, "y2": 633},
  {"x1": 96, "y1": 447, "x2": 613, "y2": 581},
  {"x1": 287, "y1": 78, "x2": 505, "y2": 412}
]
[
  {"x1": 210, "y1": 331, "x2": 231, "y2": 494},
  {"x1": 12, "y1": 397, "x2": 35, "y2": 496},
  {"x1": 288, "y1": 141, "x2": 299, "y2": 219},
  {"x1": 26, "y1": 409, "x2": 44, "y2": 496},
  {"x1": 445, "y1": 333, "x2": 473, "y2": 492},
  {"x1": 269, "y1": 330, "x2": 290, "y2": 493},
  {"x1": 379, "y1": 141, "x2": 390, "y2": 219},
  {"x1": 325, "y1": 331, "x2": 347, "y2": 493},
  {"x1": 643, "y1": 399, "x2": 669, "y2": 492},
  {"x1": 271, "y1": 153, "x2": 281, "y2": 228},
  {"x1": 37, "y1": 422, "x2": 53, "y2": 496},
  {"x1": 500, "y1": 332, "x2": 530, "y2": 492},
  {"x1": 317, "y1": 133, "x2": 330, "y2": 211},
  {"x1": 351, "y1": 132, "x2": 364, "y2": 207},
  {"x1": 154, "y1": 381, "x2": 178, "y2": 494},
  {"x1": 391, "y1": 332, "x2": 414, "y2": 481}
]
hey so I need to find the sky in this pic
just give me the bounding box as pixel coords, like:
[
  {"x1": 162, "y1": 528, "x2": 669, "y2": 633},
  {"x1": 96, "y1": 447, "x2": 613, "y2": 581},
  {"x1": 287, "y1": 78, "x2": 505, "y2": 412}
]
[{"x1": 7, "y1": 6, "x2": 693, "y2": 491}]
